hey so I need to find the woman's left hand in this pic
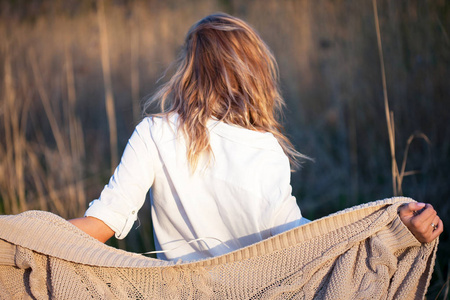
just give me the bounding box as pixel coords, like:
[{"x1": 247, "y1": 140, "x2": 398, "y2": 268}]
[{"x1": 398, "y1": 202, "x2": 443, "y2": 243}]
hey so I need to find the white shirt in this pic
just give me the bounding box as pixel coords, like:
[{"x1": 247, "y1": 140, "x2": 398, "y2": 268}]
[{"x1": 85, "y1": 114, "x2": 308, "y2": 261}]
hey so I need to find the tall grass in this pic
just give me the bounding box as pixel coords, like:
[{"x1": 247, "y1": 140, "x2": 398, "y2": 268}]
[
  {"x1": 373, "y1": 0, "x2": 431, "y2": 196},
  {"x1": 373, "y1": 1, "x2": 447, "y2": 297},
  {"x1": 0, "y1": 0, "x2": 448, "y2": 298},
  {"x1": 1, "y1": 18, "x2": 88, "y2": 219},
  {"x1": 2, "y1": 41, "x2": 27, "y2": 214},
  {"x1": 97, "y1": 0, "x2": 118, "y2": 173}
]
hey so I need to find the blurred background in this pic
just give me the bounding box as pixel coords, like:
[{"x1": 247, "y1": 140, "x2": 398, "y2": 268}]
[{"x1": 0, "y1": 0, "x2": 449, "y2": 297}]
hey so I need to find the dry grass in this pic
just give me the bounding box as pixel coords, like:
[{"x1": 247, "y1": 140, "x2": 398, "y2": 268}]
[
  {"x1": 97, "y1": 0, "x2": 118, "y2": 173},
  {"x1": 373, "y1": 0, "x2": 432, "y2": 196},
  {"x1": 373, "y1": 2, "x2": 447, "y2": 297}
]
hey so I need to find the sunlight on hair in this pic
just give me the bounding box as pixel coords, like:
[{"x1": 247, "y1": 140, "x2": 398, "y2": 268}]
[{"x1": 143, "y1": 13, "x2": 308, "y2": 171}]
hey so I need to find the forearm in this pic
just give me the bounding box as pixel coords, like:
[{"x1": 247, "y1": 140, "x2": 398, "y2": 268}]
[{"x1": 68, "y1": 216, "x2": 115, "y2": 243}]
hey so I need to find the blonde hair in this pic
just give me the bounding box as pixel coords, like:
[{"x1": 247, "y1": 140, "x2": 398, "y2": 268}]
[{"x1": 144, "y1": 13, "x2": 306, "y2": 170}]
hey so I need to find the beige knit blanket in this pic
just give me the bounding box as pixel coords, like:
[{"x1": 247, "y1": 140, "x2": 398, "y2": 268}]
[{"x1": 0, "y1": 197, "x2": 438, "y2": 299}]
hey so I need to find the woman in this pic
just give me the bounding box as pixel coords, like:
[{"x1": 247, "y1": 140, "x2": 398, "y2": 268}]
[{"x1": 69, "y1": 13, "x2": 443, "y2": 261}]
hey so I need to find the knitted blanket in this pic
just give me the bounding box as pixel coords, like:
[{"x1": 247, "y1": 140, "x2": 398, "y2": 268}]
[{"x1": 0, "y1": 197, "x2": 438, "y2": 299}]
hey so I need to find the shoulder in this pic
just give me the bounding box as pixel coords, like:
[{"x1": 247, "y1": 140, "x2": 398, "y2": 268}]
[
  {"x1": 209, "y1": 120, "x2": 284, "y2": 154},
  {"x1": 135, "y1": 114, "x2": 174, "y2": 132},
  {"x1": 135, "y1": 114, "x2": 181, "y2": 145}
]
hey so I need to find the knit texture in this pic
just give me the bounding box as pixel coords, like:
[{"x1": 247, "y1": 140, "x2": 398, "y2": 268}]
[{"x1": 0, "y1": 197, "x2": 438, "y2": 299}]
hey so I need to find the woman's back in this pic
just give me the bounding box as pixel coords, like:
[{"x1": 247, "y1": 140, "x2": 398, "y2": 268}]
[{"x1": 86, "y1": 114, "x2": 306, "y2": 261}]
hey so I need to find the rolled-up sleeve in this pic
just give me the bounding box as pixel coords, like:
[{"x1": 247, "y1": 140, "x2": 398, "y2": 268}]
[{"x1": 85, "y1": 119, "x2": 156, "y2": 239}]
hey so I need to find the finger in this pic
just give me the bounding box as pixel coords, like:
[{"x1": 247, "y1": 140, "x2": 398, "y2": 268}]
[
  {"x1": 398, "y1": 202, "x2": 425, "y2": 217},
  {"x1": 407, "y1": 202, "x2": 426, "y2": 212},
  {"x1": 430, "y1": 218, "x2": 444, "y2": 241},
  {"x1": 431, "y1": 215, "x2": 440, "y2": 230},
  {"x1": 423, "y1": 215, "x2": 442, "y2": 239},
  {"x1": 412, "y1": 204, "x2": 437, "y2": 222}
]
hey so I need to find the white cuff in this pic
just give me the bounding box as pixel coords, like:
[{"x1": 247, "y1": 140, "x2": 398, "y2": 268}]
[{"x1": 84, "y1": 200, "x2": 138, "y2": 240}]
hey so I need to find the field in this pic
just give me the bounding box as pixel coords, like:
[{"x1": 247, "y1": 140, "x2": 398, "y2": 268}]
[{"x1": 0, "y1": 0, "x2": 449, "y2": 298}]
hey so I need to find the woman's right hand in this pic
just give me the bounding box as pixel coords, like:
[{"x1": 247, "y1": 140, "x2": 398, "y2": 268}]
[{"x1": 68, "y1": 216, "x2": 115, "y2": 243}]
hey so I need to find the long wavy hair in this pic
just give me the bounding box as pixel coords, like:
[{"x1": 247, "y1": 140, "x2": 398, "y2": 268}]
[{"x1": 143, "y1": 13, "x2": 306, "y2": 170}]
